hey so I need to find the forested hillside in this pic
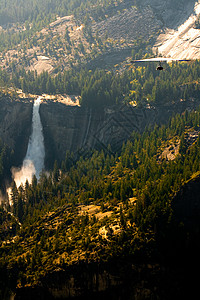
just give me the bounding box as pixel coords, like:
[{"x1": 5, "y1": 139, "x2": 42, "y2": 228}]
[
  {"x1": 0, "y1": 0, "x2": 196, "y2": 75},
  {"x1": 0, "y1": 0, "x2": 167, "y2": 74},
  {"x1": 0, "y1": 0, "x2": 184, "y2": 27},
  {"x1": 1, "y1": 106, "x2": 200, "y2": 298},
  {"x1": 1, "y1": 59, "x2": 200, "y2": 107},
  {"x1": 0, "y1": 0, "x2": 130, "y2": 26}
]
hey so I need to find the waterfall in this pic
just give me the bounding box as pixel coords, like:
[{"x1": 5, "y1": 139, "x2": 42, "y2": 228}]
[{"x1": 12, "y1": 96, "x2": 45, "y2": 187}]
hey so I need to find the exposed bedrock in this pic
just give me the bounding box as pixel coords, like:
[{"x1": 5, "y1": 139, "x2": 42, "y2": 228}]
[
  {"x1": 0, "y1": 97, "x2": 199, "y2": 171},
  {"x1": 0, "y1": 97, "x2": 33, "y2": 166},
  {"x1": 40, "y1": 99, "x2": 199, "y2": 169}
]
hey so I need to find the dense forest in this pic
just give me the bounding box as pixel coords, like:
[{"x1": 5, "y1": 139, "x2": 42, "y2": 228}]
[
  {"x1": 0, "y1": 59, "x2": 200, "y2": 107},
  {"x1": 0, "y1": 0, "x2": 182, "y2": 27},
  {"x1": 0, "y1": 0, "x2": 140, "y2": 26},
  {"x1": 0, "y1": 0, "x2": 137, "y2": 53},
  {"x1": 0, "y1": 141, "x2": 13, "y2": 193}
]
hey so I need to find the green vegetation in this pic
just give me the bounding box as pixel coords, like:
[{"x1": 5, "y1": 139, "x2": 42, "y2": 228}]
[
  {"x1": 1, "y1": 59, "x2": 200, "y2": 108},
  {"x1": 0, "y1": 0, "x2": 129, "y2": 26},
  {"x1": 0, "y1": 0, "x2": 156, "y2": 75},
  {"x1": 0, "y1": 0, "x2": 138, "y2": 54},
  {"x1": 0, "y1": 140, "x2": 13, "y2": 192},
  {"x1": 0, "y1": 0, "x2": 200, "y2": 298},
  {"x1": 1, "y1": 106, "x2": 200, "y2": 293},
  {"x1": 0, "y1": 58, "x2": 200, "y2": 297}
]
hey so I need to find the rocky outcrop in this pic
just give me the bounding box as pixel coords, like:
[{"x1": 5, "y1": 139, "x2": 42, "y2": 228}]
[
  {"x1": 92, "y1": 6, "x2": 161, "y2": 41},
  {"x1": 40, "y1": 101, "x2": 156, "y2": 167}
]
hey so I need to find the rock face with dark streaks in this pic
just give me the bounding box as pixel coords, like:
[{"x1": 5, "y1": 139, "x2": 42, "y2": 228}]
[
  {"x1": 0, "y1": 96, "x2": 33, "y2": 166},
  {"x1": 40, "y1": 99, "x2": 199, "y2": 169},
  {"x1": 0, "y1": 96, "x2": 199, "y2": 170},
  {"x1": 40, "y1": 101, "x2": 155, "y2": 168}
]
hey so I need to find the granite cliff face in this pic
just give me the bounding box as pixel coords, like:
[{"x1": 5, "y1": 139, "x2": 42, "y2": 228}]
[
  {"x1": 0, "y1": 97, "x2": 33, "y2": 166},
  {"x1": 40, "y1": 99, "x2": 199, "y2": 168},
  {"x1": 152, "y1": 0, "x2": 200, "y2": 60},
  {"x1": 146, "y1": 0, "x2": 196, "y2": 28},
  {"x1": 0, "y1": 97, "x2": 199, "y2": 171}
]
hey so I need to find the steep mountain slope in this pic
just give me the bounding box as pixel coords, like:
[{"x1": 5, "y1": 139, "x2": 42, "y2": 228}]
[
  {"x1": 2, "y1": 106, "x2": 200, "y2": 299},
  {"x1": 91, "y1": 6, "x2": 160, "y2": 42},
  {"x1": 0, "y1": 5, "x2": 158, "y2": 73},
  {"x1": 1, "y1": 0, "x2": 199, "y2": 74}
]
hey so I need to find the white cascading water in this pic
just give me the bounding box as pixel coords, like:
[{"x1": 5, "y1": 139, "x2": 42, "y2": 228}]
[{"x1": 12, "y1": 96, "x2": 45, "y2": 187}]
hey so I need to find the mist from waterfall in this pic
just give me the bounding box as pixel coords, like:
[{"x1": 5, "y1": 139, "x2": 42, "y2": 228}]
[{"x1": 12, "y1": 96, "x2": 45, "y2": 187}]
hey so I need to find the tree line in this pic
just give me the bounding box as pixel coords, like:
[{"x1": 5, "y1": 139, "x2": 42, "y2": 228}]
[
  {"x1": 0, "y1": 59, "x2": 200, "y2": 108},
  {"x1": 0, "y1": 0, "x2": 136, "y2": 27}
]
